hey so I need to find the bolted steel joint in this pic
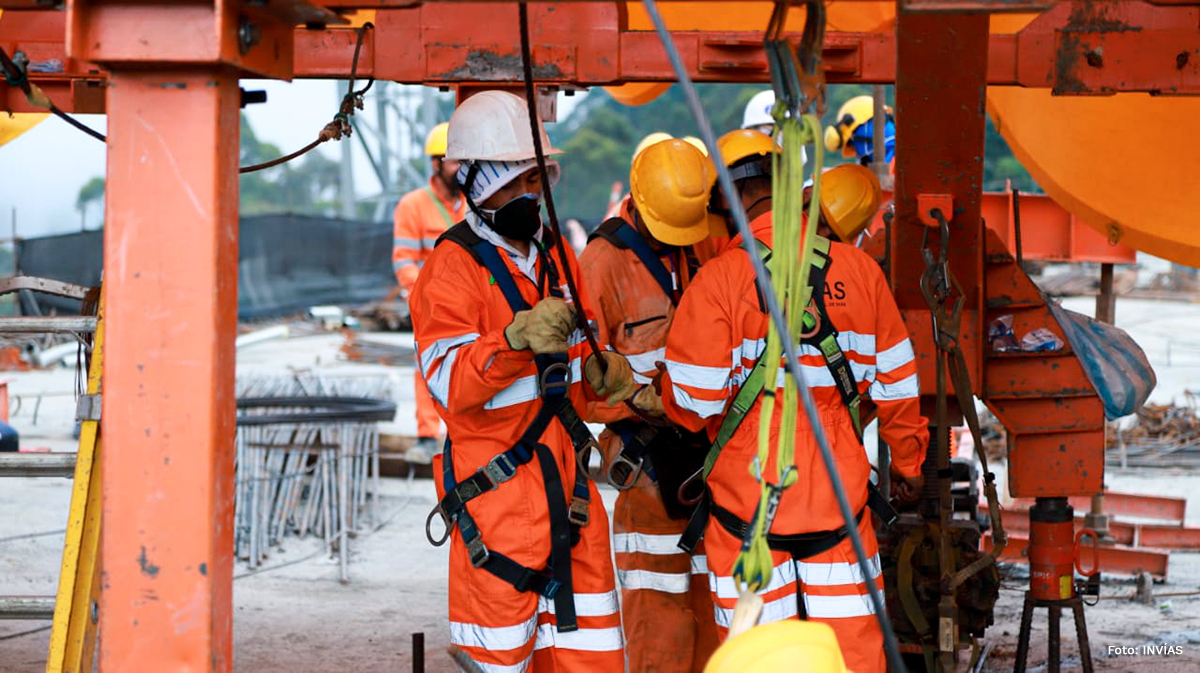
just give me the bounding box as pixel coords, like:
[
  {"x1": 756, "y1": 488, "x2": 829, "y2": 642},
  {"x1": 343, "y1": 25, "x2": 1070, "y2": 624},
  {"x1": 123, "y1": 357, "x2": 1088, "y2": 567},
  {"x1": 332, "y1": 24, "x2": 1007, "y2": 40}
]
[{"x1": 237, "y1": 17, "x2": 261, "y2": 56}]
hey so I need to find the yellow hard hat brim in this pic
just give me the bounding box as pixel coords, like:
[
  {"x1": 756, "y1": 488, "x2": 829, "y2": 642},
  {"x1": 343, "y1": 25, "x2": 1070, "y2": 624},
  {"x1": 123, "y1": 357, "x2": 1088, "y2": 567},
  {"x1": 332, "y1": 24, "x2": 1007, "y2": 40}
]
[{"x1": 643, "y1": 211, "x2": 722, "y2": 247}]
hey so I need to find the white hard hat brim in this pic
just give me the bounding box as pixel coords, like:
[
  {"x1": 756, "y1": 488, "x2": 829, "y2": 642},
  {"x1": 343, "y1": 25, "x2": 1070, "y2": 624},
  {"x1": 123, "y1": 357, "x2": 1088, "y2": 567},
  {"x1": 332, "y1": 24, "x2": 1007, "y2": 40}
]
[{"x1": 445, "y1": 145, "x2": 563, "y2": 162}]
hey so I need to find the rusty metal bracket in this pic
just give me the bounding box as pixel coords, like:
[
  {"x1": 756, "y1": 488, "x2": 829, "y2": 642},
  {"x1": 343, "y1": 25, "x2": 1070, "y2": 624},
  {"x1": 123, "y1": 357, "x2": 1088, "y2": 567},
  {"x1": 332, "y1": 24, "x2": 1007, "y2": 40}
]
[
  {"x1": 75, "y1": 394, "x2": 101, "y2": 422},
  {"x1": 0, "y1": 276, "x2": 91, "y2": 300}
]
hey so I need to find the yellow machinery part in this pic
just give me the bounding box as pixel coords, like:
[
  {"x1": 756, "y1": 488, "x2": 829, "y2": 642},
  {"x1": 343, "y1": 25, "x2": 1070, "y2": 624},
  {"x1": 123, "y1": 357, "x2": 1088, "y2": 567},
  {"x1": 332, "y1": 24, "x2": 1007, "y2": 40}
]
[
  {"x1": 47, "y1": 294, "x2": 104, "y2": 673},
  {"x1": 0, "y1": 113, "x2": 48, "y2": 147},
  {"x1": 987, "y1": 87, "x2": 1200, "y2": 266}
]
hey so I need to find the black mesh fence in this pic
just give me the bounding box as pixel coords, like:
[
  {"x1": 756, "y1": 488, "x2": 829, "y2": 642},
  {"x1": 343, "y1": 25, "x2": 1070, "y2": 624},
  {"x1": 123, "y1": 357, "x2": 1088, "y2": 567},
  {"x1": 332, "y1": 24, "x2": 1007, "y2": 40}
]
[{"x1": 15, "y1": 215, "x2": 396, "y2": 319}]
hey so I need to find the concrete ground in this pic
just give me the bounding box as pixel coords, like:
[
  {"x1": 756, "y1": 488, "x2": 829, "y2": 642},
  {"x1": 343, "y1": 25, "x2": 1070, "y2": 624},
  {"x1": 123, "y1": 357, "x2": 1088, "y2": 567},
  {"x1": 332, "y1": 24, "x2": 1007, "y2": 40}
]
[{"x1": 6, "y1": 296, "x2": 1200, "y2": 672}]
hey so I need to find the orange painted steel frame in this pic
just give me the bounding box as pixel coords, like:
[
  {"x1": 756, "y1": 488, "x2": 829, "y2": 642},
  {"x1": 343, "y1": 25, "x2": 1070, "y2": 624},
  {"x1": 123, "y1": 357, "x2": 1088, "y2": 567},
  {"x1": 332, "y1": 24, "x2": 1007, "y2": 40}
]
[
  {"x1": 870, "y1": 188, "x2": 1137, "y2": 265},
  {"x1": 4, "y1": 1, "x2": 1200, "y2": 114},
  {"x1": 1, "y1": 1, "x2": 1195, "y2": 670}
]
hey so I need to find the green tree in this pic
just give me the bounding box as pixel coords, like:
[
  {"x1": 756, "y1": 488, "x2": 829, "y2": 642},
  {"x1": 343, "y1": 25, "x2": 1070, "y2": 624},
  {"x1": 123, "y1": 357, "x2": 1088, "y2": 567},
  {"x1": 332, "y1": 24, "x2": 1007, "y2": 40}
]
[
  {"x1": 239, "y1": 114, "x2": 343, "y2": 216},
  {"x1": 551, "y1": 83, "x2": 1040, "y2": 225},
  {"x1": 75, "y1": 176, "x2": 105, "y2": 230}
]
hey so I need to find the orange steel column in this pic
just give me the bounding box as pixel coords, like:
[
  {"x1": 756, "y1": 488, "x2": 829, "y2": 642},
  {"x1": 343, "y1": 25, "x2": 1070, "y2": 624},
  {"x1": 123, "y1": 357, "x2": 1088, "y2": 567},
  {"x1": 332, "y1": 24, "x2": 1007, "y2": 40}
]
[{"x1": 100, "y1": 68, "x2": 239, "y2": 670}]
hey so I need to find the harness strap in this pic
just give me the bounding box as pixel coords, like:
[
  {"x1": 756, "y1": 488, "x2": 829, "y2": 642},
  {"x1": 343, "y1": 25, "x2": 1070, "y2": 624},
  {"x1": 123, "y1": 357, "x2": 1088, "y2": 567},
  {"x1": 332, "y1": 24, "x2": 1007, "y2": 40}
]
[
  {"x1": 801, "y1": 244, "x2": 864, "y2": 443},
  {"x1": 610, "y1": 221, "x2": 680, "y2": 305},
  {"x1": 712, "y1": 502, "x2": 865, "y2": 560},
  {"x1": 606, "y1": 420, "x2": 660, "y2": 488},
  {"x1": 423, "y1": 184, "x2": 458, "y2": 230}
]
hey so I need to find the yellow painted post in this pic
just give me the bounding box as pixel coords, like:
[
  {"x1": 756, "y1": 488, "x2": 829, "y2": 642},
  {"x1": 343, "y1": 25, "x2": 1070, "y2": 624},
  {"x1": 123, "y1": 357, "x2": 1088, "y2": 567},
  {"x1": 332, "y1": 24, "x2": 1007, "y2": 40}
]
[{"x1": 47, "y1": 294, "x2": 103, "y2": 673}]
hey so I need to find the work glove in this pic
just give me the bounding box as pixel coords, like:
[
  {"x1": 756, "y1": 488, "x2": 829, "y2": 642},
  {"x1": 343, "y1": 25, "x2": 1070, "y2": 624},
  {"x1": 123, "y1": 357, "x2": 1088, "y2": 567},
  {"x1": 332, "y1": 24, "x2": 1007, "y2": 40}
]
[
  {"x1": 505, "y1": 297, "x2": 576, "y2": 354},
  {"x1": 632, "y1": 384, "x2": 665, "y2": 417},
  {"x1": 585, "y1": 351, "x2": 637, "y2": 405}
]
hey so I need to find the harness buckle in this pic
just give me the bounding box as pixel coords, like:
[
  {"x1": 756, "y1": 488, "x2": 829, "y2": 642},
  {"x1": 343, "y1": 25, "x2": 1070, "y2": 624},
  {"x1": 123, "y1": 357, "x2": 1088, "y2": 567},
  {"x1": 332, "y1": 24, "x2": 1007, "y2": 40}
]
[
  {"x1": 482, "y1": 453, "x2": 518, "y2": 488},
  {"x1": 606, "y1": 451, "x2": 644, "y2": 491},
  {"x1": 543, "y1": 578, "x2": 563, "y2": 599},
  {"x1": 538, "y1": 361, "x2": 572, "y2": 398},
  {"x1": 575, "y1": 437, "x2": 608, "y2": 482},
  {"x1": 425, "y1": 505, "x2": 452, "y2": 547},
  {"x1": 800, "y1": 304, "x2": 822, "y2": 339},
  {"x1": 467, "y1": 535, "x2": 490, "y2": 568},
  {"x1": 568, "y1": 497, "x2": 590, "y2": 527}
]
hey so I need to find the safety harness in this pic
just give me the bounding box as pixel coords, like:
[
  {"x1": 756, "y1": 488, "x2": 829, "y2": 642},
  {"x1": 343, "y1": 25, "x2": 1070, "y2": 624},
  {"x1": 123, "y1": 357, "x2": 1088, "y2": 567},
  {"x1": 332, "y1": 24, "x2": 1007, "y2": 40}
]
[
  {"x1": 677, "y1": 236, "x2": 896, "y2": 559},
  {"x1": 424, "y1": 221, "x2": 601, "y2": 633},
  {"x1": 589, "y1": 217, "x2": 699, "y2": 304},
  {"x1": 588, "y1": 218, "x2": 708, "y2": 512}
]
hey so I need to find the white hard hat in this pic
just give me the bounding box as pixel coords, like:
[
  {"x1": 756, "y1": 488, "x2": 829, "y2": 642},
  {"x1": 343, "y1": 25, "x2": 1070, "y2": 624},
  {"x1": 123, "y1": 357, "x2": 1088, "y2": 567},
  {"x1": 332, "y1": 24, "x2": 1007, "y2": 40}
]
[
  {"x1": 742, "y1": 90, "x2": 776, "y2": 130},
  {"x1": 445, "y1": 90, "x2": 562, "y2": 162}
]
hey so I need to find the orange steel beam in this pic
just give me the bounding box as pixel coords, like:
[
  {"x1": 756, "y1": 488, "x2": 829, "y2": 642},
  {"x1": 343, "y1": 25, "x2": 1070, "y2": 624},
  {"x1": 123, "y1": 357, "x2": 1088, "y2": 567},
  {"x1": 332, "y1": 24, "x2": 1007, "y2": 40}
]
[
  {"x1": 68, "y1": 1, "x2": 269, "y2": 669},
  {"x1": 4, "y1": 1, "x2": 1199, "y2": 114},
  {"x1": 985, "y1": 533, "x2": 1170, "y2": 578},
  {"x1": 100, "y1": 67, "x2": 240, "y2": 672},
  {"x1": 1011, "y1": 493, "x2": 1188, "y2": 525},
  {"x1": 983, "y1": 506, "x2": 1200, "y2": 550},
  {"x1": 871, "y1": 188, "x2": 1138, "y2": 265}
]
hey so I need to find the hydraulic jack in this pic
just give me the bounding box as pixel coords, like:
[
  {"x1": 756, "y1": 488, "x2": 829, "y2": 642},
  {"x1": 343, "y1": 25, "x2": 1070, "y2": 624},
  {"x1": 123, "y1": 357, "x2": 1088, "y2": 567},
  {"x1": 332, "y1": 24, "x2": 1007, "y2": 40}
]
[{"x1": 1014, "y1": 497, "x2": 1100, "y2": 673}]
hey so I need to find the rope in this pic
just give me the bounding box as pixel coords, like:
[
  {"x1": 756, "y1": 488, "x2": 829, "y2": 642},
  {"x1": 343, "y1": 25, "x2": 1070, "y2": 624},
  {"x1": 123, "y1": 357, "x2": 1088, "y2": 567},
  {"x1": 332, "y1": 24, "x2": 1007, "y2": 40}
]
[
  {"x1": 639, "y1": 0, "x2": 906, "y2": 669},
  {"x1": 733, "y1": 112, "x2": 824, "y2": 593},
  {"x1": 239, "y1": 22, "x2": 374, "y2": 174},
  {"x1": 516, "y1": 1, "x2": 663, "y2": 426},
  {"x1": 0, "y1": 24, "x2": 375, "y2": 175}
]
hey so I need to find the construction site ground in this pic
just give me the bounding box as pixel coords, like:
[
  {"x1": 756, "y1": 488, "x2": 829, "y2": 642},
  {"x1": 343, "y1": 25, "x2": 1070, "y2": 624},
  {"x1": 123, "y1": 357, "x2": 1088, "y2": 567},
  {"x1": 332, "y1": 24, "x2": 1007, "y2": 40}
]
[{"x1": 5, "y1": 296, "x2": 1200, "y2": 672}]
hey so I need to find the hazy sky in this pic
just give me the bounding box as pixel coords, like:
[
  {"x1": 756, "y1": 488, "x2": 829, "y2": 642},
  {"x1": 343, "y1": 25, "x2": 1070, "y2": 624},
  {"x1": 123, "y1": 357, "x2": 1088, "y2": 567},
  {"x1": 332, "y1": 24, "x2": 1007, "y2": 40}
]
[{"x1": 0, "y1": 80, "x2": 583, "y2": 239}]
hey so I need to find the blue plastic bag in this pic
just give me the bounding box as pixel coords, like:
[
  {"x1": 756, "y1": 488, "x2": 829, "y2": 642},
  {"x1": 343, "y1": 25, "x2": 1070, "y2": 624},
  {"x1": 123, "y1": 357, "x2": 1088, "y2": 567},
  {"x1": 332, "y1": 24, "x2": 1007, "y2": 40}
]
[{"x1": 1047, "y1": 301, "x2": 1156, "y2": 420}]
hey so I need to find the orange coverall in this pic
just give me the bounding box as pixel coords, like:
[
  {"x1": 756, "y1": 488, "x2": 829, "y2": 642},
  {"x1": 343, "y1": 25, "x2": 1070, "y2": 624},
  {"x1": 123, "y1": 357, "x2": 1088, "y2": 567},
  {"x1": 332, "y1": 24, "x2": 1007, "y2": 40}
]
[
  {"x1": 660, "y1": 211, "x2": 928, "y2": 673},
  {"x1": 393, "y1": 178, "x2": 467, "y2": 439},
  {"x1": 578, "y1": 201, "x2": 719, "y2": 673},
  {"x1": 411, "y1": 224, "x2": 624, "y2": 672}
]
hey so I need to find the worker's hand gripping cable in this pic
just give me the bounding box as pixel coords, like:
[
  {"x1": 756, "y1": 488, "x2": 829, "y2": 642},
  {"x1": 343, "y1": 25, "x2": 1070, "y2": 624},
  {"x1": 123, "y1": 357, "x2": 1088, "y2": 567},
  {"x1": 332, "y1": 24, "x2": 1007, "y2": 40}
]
[
  {"x1": 517, "y1": 2, "x2": 650, "y2": 433},
  {"x1": 641, "y1": 0, "x2": 908, "y2": 669}
]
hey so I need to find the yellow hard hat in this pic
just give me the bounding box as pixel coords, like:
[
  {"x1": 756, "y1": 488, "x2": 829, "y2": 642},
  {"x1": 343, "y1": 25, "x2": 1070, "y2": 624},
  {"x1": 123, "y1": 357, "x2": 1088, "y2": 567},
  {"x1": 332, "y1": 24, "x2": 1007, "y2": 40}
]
[
  {"x1": 681, "y1": 135, "x2": 708, "y2": 156},
  {"x1": 820, "y1": 163, "x2": 882, "y2": 242},
  {"x1": 424, "y1": 122, "x2": 450, "y2": 157},
  {"x1": 633, "y1": 131, "x2": 674, "y2": 163},
  {"x1": 824, "y1": 94, "x2": 893, "y2": 158},
  {"x1": 630, "y1": 139, "x2": 723, "y2": 247},
  {"x1": 704, "y1": 620, "x2": 849, "y2": 673},
  {"x1": 714, "y1": 129, "x2": 780, "y2": 185}
]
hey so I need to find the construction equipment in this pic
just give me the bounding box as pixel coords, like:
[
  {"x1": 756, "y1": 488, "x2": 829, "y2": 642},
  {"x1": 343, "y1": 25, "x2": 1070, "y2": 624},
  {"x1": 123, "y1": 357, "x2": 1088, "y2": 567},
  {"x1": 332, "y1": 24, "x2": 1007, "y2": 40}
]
[
  {"x1": 2, "y1": 1, "x2": 1196, "y2": 670},
  {"x1": 0, "y1": 278, "x2": 102, "y2": 673}
]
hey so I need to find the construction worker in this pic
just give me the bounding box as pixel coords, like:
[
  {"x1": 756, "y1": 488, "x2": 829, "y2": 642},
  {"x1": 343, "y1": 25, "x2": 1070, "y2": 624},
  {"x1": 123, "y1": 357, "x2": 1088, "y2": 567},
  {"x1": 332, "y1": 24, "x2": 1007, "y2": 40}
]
[
  {"x1": 411, "y1": 90, "x2": 635, "y2": 672},
  {"x1": 604, "y1": 131, "x2": 674, "y2": 220},
  {"x1": 393, "y1": 121, "x2": 467, "y2": 461},
  {"x1": 808, "y1": 163, "x2": 882, "y2": 244},
  {"x1": 824, "y1": 94, "x2": 896, "y2": 167},
  {"x1": 579, "y1": 137, "x2": 722, "y2": 672},
  {"x1": 636, "y1": 129, "x2": 927, "y2": 673},
  {"x1": 741, "y1": 90, "x2": 806, "y2": 163}
]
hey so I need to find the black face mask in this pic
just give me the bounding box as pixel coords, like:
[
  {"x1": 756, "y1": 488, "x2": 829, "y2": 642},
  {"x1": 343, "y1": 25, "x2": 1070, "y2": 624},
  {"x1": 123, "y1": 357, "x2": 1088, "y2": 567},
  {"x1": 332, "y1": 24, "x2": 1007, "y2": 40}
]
[{"x1": 482, "y1": 193, "x2": 543, "y2": 241}]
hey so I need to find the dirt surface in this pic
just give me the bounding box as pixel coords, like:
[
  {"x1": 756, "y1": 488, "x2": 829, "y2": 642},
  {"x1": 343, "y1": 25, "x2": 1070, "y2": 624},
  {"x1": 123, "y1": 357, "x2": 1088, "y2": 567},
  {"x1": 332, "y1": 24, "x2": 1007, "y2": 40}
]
[{"x1": 7, "y1": 323, "x2": 1200, "y2": 672}]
